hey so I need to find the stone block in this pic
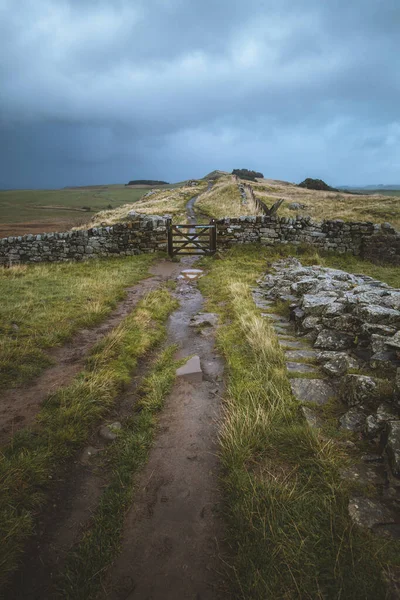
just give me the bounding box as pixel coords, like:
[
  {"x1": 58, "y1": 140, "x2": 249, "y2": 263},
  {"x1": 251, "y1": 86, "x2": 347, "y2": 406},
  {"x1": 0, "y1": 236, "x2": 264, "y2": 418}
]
[{"x1": 176, "y1": 356, "x2": 203, "y2": 383}]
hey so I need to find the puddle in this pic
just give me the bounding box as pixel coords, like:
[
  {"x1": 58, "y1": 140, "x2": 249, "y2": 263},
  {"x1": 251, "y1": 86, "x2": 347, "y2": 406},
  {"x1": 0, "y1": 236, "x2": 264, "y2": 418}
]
[{"x1": 179, "y1": 269, "x2": 204, "y2": 280}]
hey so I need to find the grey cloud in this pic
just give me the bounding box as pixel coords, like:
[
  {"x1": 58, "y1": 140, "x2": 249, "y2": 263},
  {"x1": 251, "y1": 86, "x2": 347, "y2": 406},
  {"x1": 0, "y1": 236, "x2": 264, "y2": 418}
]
[{"x1": 0, "y1": 0, "x2": 399, "y2": 188}]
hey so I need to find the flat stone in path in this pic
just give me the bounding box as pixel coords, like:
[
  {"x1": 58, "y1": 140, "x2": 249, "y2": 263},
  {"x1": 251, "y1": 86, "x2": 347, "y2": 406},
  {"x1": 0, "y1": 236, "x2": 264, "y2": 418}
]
[
  {"x1": 286, "y1": 362, "x2": 319, "y2": 374},
  {"x1": 176, "y1": 356, "x2": 203, "y2": 383},
  {"x1": 290, "y1": 378, "x2": 336, "y2": 405},
  {"x1": 285, "y1": 349, "x2": 317, "y2": 361},
  {"x1": 189, "y1": 313, "x2": 218, "y2": 328},
  {"x1": 273, "y1": 323, "x2": 291, "y2": 333},
  {"x1": 255, "y1": 300, "x2": 274, "y2": 309},
  {"x1": 261, "y1": 313, "x2": 287, "y2": 322},
  {"x1": 279, "y1": 339, "x2": 308, "y2": 349}
]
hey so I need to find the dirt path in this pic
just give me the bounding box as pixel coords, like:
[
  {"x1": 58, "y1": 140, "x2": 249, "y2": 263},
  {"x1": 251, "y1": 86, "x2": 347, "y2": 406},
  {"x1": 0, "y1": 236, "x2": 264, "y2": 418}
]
[
  {"x1": 6, "y1": 194, "x2": 227, "y2": 599},
  {"x1": 0, "y1": 260, "x2": 181, "y2": 446},
  {"x1": 100, "y1": 193, "x2": 226, "y2": 599},
  {"x1": 102, "y1": 269, "x2": 226, "y2": 600}
]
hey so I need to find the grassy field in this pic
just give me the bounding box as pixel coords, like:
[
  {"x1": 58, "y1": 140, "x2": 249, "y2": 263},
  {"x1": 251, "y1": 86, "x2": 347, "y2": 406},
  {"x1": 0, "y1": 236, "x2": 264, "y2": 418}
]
[
  {"x1": 84, "y1": 182, "x2": 208, "y2": 227},
  {"x1": 0, "y1": 286, "x2": 178, "y2": 589},
  {"x1": 199, "y1": 245, "x2": 400, "y2": 599},
  {"x1": 251, "y1": 178, "x2": 400, "y2": 228},
  {"x1": 345, "y1": 189, "x2": 400, "y2": 197},
  {"x1": 186, "y1": 175, "x2": 400, "y2": 227},
  {"x1": 2, "y1": 176, "x2": 399, "y2": 238},
  {"x1": 0, "y1": 187, "x2": 148, "y2": 237},
  {"x1": 0, "y1": 255, "x2": 155, "y2": 388}
]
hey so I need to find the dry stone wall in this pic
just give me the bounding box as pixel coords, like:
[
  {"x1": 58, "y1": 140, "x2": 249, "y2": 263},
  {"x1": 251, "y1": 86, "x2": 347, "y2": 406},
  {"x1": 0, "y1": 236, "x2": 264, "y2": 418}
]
[
  {"x1": 1, "y1": 211, "x2": 399, "y2": 265},
  {"x1": 0, "y1": 213, "x2": 168, "y2": 265},
  {"x1": 215, "y1": 215, "x2": 400, "y2": 265}
]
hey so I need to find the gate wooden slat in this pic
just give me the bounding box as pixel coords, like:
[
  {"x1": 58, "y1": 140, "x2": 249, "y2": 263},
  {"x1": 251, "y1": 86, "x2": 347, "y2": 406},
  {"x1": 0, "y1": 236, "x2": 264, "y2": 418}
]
[{"x1": 167, "y1": 220, "x2": 217, "y2": 257}]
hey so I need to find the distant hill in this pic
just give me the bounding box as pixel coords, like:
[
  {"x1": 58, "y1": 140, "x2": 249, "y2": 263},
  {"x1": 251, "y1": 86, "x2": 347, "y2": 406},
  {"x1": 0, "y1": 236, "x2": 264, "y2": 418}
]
[
  {"x1": 338, "y1": 184, "x2": 400, "y2": 191},
  {"x1": 126, "y1": 180, "x2": 169, "y2": 186},
  {"x1": 202, "y1": 170, "x2": 229, "y2": 181}
]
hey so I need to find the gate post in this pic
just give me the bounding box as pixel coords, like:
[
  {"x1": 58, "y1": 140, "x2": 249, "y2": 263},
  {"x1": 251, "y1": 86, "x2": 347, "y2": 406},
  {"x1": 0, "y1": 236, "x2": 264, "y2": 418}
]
[
  {"x1": 166, "y1": 218, "x2": 173, "y2": 258},
  {"x1": 209, "y1": 219, "x2": 217, "y2": 254}
]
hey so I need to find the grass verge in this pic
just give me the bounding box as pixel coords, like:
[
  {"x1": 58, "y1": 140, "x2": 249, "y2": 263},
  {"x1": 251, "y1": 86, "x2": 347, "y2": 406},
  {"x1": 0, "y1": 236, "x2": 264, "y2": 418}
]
[
  {"x1": 58, "y1": 345, "x2": 180, "y2": 599},
  {"x1": 199, "y1": 245, "x2": 400, "y2": 599},
  {"x1": 0, "y1": 288, "x2": 178, "y2": 590},
  {"x1": 0, "y1": 255, "x2": 155, "y2": 388}
]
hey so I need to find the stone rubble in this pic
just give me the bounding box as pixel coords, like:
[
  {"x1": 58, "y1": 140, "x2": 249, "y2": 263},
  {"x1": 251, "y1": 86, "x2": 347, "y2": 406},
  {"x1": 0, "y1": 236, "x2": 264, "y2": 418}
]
[{"x1": 253, "y1": 258, "x2": 400, "y2": 536}]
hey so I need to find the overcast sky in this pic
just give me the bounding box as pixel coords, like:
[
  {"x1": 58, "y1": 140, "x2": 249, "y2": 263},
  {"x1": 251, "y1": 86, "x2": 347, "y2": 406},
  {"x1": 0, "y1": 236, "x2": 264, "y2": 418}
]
[{"x1": 0, "y1": 0, "x2": 399, "y2": 188}]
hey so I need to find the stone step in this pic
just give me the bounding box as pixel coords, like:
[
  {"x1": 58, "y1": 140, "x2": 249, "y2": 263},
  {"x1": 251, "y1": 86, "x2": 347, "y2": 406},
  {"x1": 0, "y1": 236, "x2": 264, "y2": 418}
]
[
  {"x1": 279, "y1": 339, "x2": 308, "y2": 350},
  {"x1": 290, "y1": 378, "x2": 336, "y2": 405},
  {"x1": 273, "y1": 321, "x2": 291, "y2": 329},
  {"x1": 285, "y1": 349, "x2": 317, "y2": 361},
  {"x1": 261, "y1": 313, "x2": 288, "y2": 322},
  {"x1": 286, "y1": 362, "x2": 319, "y2": 374}
]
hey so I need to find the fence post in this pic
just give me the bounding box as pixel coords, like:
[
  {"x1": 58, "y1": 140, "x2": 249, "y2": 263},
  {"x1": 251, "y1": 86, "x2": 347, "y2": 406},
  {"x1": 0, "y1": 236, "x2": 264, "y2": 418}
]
[
  {"x1": 166, "y1": 218, "x2": 173, "y2": 257},
  {"x1": 210, "y1": 219, "x2": 217, "y2": 254}
]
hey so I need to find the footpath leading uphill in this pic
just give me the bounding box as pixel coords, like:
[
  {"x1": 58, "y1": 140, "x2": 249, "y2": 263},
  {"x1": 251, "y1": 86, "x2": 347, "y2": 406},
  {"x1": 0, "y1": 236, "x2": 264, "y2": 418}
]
[
  {"x1": 5, "y1": 195, "x2": 227, "y2": 600},
  {"x1": 2, "y1": 180, "x2": 400, "y2": 599},
  {"x1": 101, "y1": 265, "x2": 226, "y2": 600}
]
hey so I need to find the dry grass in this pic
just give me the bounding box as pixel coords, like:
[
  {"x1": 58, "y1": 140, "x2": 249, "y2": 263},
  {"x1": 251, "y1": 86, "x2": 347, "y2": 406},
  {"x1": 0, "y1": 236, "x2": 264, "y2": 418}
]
[
  {"x1": 252, "y1": 178, "x2": 400, "y2": 228},
  {"x1": 79, "y1": 183, "x2": 208, "y2": 228},
  {"x1": 68, "y1": 174, "x2": 399, "y2": 230},
  {"x1": 0, "y1": 256, "x2": 154, "y2": 387},
  {"x1": 198, "y1": 245, "x2": 400, "y2": 599},
  {"x1": 196, "y1": 177, "x2": 263, "y2": 219}
]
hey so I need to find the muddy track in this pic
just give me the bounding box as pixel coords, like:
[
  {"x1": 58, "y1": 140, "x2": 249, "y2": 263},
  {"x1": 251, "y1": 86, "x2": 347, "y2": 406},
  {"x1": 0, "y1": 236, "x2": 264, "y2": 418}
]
[
  {"x1": 0, "y1": 261, "x2": 181, "y2": 446},
  {"x1": 102, "y1": 271, "x2": 227, "y2": 600},
  {"x1": 6, "y1": 194, "x2": 228, "y2": 599},
  {"x1": 7, "y1": 346, "x2": 162, "y2": 600}
]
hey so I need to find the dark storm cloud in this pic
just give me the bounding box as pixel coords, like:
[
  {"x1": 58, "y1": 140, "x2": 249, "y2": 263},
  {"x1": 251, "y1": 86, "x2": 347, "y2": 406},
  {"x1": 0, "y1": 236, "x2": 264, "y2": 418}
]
[{"x1": 0, "y1": 0, "x2": 399, "y2": 187}]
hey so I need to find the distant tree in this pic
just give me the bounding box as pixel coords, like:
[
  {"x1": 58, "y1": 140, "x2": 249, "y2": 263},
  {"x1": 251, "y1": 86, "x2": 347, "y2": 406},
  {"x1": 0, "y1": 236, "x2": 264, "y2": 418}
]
[
  {"x1": 107, "y1": 204, "x2": 113, "y2": 209},
  {"x1": 298, "y1": 178, "x2": 338, "y2": 192},
  {"x1": 81, "y1": 206, "x2": 91, "y2": 211},
  {"x1": 232, "y1": 169, "x2": 264, "y2": 181}
]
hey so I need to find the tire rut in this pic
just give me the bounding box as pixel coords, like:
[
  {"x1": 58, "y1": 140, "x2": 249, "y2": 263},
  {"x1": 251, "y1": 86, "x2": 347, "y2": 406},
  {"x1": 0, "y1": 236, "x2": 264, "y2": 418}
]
[{"x1": 0, "y1": 260, "x2": 181, "y2": 446}]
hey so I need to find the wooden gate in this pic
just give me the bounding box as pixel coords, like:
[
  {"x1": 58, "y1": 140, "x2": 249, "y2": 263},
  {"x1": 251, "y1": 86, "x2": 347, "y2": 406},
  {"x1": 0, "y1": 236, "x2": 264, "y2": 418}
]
[{"x1": 167, "y1": 220, "x2": 217, "y2": 257}]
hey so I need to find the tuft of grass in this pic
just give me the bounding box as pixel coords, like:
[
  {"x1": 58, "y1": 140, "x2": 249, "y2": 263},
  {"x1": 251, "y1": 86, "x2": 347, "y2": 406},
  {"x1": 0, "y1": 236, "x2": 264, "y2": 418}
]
[
  {"x1": 0, "y1": 255, "x2": 155, "y2": 388},
  {"x1": 58, "y1": 345, "x2": 180, "y2": 600},
  {"x1": 199, "y1": 245, "x2": 400, "y2": 599},
  {"x1": 0, "y1": 288, "x2": 178, "y2": 590}
]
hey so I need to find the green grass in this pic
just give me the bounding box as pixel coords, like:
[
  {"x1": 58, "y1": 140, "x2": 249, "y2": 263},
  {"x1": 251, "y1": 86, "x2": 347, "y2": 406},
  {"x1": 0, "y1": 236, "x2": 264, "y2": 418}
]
[
  {"x1": 316, "y1": 252, "x2": 400, "y2": 288},
  {"x1": 198, "y1": 245, "x2": 400, "y2": 599},
  {"x1": 0, "y1": 255, "x2": 156, "y2": 388},
  {"x1": 0, "y1": 188, "x2": 147, "y2": 227},
  {"x1": 258, "y1": 242, "x2": 400, "y2": 288},
  {"x1": 0, "y1": 287, "x2": 178, "y2": 590},
  {"x1": 59, "y1": 345, "x2": 180, "y2": 599}
]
